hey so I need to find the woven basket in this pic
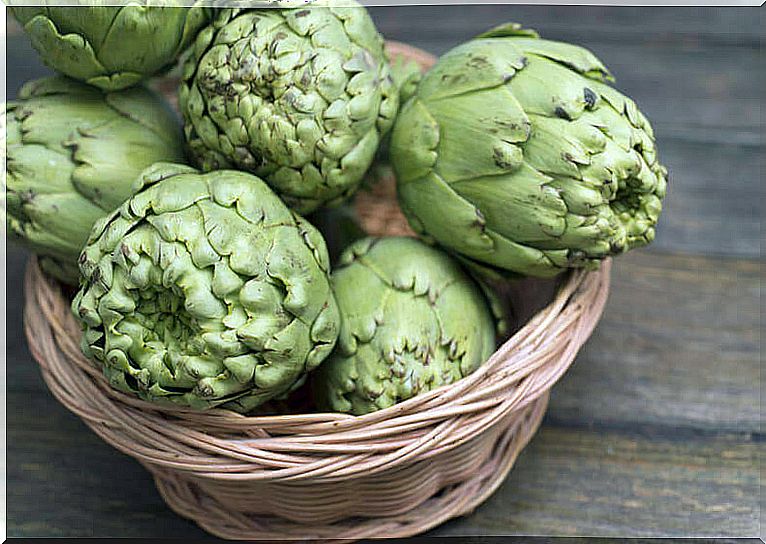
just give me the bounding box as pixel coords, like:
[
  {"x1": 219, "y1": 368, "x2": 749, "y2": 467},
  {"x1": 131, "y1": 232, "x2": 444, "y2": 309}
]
[{"x1": 21, "y1": 41, "x2": 612, "y2": 541}]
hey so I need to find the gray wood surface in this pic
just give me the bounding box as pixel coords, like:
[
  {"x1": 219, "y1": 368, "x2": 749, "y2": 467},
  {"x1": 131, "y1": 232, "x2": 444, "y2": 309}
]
[{"x1": 6, "y1": 5, "x2": 763, "y2": 539}]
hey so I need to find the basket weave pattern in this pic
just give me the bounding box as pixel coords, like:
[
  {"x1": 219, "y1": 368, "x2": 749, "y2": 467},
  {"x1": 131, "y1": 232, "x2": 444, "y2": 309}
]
[{"x1": 21, "y1": 42, "x2": 612, "y2": 540}]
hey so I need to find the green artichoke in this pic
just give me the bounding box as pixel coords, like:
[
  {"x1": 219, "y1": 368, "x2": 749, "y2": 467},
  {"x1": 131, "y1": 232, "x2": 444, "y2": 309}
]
[
  {"x1": 313, "y1": 236, "x2": 497, "y2": 415},
  {"x1": 3, "y1": 76, "x2": 186, "y2": 284},
  {"x1": 71, "y1": 163, "x2": 340, "y2": 413},
  {"x1": 389, "y1": 54, "x2": 423, "y2": 105},
  {"x1": 11, "y1": 3, "x2": 208, "y2": 91},
  {"x1": 179, "y1": 2, "x2": 398, "y2": 215},
  {"x1": 391, "y1": 23, "x2": 668, "y2": 278}
]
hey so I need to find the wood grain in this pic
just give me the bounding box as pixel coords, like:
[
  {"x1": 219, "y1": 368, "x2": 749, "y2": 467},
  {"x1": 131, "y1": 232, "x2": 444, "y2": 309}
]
[
  {"x1": 369, "y1": 6, "x2": 764, "y2": 45},
  {"x1": 549, "y1": 251, "x2": 762, "y2": 433},
  {"x1": 7, "y1": 390, "x2": 211, "y2": 538},
  {"x1": 432, "y1": 426, "x2": 760, "y2": 537}
]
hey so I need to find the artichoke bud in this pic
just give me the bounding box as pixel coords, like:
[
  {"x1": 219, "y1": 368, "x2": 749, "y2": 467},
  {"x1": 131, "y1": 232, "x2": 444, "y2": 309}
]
[
  {"x1": 71, "y1": 163, "x2": 341, "y2": 413},
  {"x1": 4, "y1": 76, "x2": 186, "y2": 284},
  {"x1": 392, "y1": 24, "x2": 668, "y2": 278},
  {"x1": 180, "y1": 2, "x2": 398, "y2": 214},
  {"x1": 11, "y1": 3, "x2": 210, "y2": 91},
  {"x1": 313, "y1": 237, "x2": 498, "y2": 415},
  {"x1": 388, "y1": 54, "x2": 424, "y2": 105}
]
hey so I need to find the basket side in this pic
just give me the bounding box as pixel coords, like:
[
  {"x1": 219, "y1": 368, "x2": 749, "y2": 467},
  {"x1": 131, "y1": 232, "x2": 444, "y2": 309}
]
[
  {"x1": 24, "y1": 253, "x2": 610, "y2": 479},
  {"x1": 149, "y1": 396, "x2": 547, "y2": 540}
]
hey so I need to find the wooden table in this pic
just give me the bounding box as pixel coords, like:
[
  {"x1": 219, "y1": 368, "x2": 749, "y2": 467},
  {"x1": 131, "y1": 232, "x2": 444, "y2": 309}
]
[{"x1": 6, "y1": 6, "x2": 762, "y2": 539}]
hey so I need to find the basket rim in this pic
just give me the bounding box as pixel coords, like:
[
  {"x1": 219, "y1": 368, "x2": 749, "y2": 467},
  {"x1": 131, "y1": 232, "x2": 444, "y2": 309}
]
[{"x1": 25, "y1": 256, "x2": 609, "y2": 470}]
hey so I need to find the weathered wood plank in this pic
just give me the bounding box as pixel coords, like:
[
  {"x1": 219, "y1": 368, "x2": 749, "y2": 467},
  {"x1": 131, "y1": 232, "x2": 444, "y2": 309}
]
[
  {"x1": 370, "y1": 6, "x2": 764, "y2": 46},
  {"x1": 650, "y1": 140, "x2": 763, "y2": 258},
  {"x1": 431, "y1": 425, "x2": 760, "y2": 538},
  {"x1": 7, "y1": 249, "x2": 45, "y2": 392},
  {"x1": 6, "y1": 34, "x2": 54, "y2": 90},
  {"x1": 7, "y1": 390, "x2": 212, "y2": 538},
  {"x1": 548, "y1": 251, "x2": 762, "y2": 434},
  {"x1": 639, "y1": 98, "x2": 761, "y2": 147}
]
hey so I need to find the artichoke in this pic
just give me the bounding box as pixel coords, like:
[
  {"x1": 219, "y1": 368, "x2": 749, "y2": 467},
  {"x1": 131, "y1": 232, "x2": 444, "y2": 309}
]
[
  {"x1": 11, "y1": 3, "x2": 208, "y2": 91},
  {"x1": 313, "y1": 236, "x2": 497, "y2": 415},
  {"x1": 179, "y1": 1, "x2": 398, "y2": 215},
  {"x1": 391, "y1": 24, "x2": 668, "y2": 278},
  {"x1": 3, "y1": 76, "x2": 186, "y2": 284},
  {"x1": 389, "y1": 54, "x2": 423, "y2": 105},
  {"x1": 71, "y1": 163, "x2": 340, "y2": 413}
]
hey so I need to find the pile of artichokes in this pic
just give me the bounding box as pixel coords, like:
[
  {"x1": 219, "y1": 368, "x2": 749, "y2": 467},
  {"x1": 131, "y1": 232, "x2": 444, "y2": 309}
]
[{"x1": 5, "y1": 3, "x2": 667, "y2": 415}]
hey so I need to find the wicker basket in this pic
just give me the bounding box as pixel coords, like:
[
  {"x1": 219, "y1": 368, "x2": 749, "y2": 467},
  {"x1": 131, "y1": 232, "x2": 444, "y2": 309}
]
[{"x1": 21, "y1": 42, "x2": 612, "y2": 541}]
